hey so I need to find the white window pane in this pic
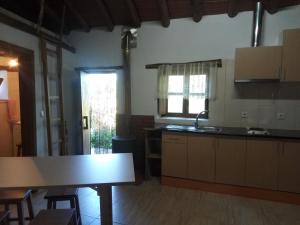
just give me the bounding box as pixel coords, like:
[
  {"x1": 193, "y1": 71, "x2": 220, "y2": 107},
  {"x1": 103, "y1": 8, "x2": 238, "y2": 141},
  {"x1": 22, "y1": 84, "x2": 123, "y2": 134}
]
[
  {"x1": 190, "y1": 75, "x2": 206, "y2": 93},
  {"x1": 168, "y1": 75, "x2": 184, "y2": 93},
  {"x1": 168, "y1": 95, "x2": 183, "y2": 113},
  {"x1": 189, "y1": 96, "x2": 205, "y2": 114}
]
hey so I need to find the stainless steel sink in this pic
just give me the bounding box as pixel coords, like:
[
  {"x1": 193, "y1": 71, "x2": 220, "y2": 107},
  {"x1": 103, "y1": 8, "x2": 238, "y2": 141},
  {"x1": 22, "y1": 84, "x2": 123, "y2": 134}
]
[
  {"x1": 165, "y1": 125, "x2": 222, "y2": 133},
  {"x1": 247, "y1": 127, "x2": 270, "y2": 136},
  {"x1": 188, "y1": 126, "x2": 222, "y2": 133}
]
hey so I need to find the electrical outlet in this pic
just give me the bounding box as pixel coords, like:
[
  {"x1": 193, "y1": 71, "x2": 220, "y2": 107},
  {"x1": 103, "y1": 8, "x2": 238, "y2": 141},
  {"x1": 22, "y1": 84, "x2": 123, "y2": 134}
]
[
  {"x1": 277, "y1": 112, "x2": 285, "y2": 120},
  {"x1": 241, "y1": 112, "x2": 248, "y2": 119}
]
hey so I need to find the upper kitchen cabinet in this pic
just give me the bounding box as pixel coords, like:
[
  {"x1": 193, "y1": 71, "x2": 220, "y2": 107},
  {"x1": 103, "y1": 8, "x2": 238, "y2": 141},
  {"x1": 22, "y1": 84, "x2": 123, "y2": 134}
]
[
  {"x1": 234, "y1": 46, "x2": 282, "y2": 82},
  {"x1": 282, "y1": 29, "x2": 300, "y2": 82}
]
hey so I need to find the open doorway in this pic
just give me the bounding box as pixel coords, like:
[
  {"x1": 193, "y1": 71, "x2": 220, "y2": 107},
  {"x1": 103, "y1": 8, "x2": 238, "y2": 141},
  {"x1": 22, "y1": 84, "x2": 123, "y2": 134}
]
[
  {"x1": 0, "y1": 56, "x2": 21, "y2": 156},
  {"x1": 0, "y1": 40, "x2": 36, "y2": 156},
  {"x1": 80, "y1": 72, "x2": 117, "y2": 155}
]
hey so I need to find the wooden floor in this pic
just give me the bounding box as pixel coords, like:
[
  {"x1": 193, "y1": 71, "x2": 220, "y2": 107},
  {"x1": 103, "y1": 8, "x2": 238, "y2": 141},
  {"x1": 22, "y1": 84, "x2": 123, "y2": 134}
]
[{"x1": 1, "y1": 178, "x2": 300, "y2": 225}]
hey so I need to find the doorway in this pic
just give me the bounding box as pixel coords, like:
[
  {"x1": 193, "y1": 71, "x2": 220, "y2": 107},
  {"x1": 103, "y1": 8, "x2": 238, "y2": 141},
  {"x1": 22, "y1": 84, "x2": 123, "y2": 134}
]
[
  {"x1": 0, "y1": 40, "x2": 36, "y2": 156},
  {"x1": 0, "y1": 57, "x2": 22, "y2": 157},
  {"x1": 80, "y1": 72, "x2": 117, "y2": 155}
]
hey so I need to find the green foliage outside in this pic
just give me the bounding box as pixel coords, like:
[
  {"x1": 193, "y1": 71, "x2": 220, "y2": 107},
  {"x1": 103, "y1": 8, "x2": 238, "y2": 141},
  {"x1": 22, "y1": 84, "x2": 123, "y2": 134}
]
[{"x1": 90, "y1": 127, "x2": 115, "y2": 149}]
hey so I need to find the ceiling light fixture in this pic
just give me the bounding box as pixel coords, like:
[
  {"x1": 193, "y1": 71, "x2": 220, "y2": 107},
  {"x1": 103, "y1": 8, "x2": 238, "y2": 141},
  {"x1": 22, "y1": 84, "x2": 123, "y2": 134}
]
[{"x1": 8, "y1": 59, "x2": 19, "y2": 68}]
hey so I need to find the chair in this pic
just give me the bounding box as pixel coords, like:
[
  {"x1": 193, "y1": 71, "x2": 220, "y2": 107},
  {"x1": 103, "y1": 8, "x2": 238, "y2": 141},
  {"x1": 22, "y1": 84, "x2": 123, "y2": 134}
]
[
  {"x1": 0, "y1": 211, "x2": 9, "y2": 225},
  {"x1": 29, "y1": 209, "x2": 77, "y2": 225},
  {"x1": 0, "y1": 190, "x2": 34, "y2": 225},
  {"x1": 44, "y1": 188, "x2": 81, "y2": 225}
]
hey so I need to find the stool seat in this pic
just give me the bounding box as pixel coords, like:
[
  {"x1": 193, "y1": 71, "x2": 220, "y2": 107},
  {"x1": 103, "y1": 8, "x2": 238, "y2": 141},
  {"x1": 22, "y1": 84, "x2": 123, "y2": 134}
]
[
  {"x1": 45, "y1": 188, "x2": 78, "y2": 199},
  {"x1": 45, "y1": 188, "x2": 81, "y2": 225},
  {"x1": 0, "y1": 190, "x2": 31, "y2": 202},
  {"x1": 0, "y1": 190, "x2": 34, "y2": 225},
  {"x1": 29, "y1": 209, "x2": 76, "y2": 225},
  {"x1": 0, "y1": 211, "x2": 9, "y2": 224}
]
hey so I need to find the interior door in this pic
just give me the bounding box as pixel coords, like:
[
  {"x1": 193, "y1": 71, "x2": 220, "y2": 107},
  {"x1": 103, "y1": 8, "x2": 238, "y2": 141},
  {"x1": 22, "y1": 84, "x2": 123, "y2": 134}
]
[{"x1": 80, "y1": 72, "x2": 91, "y2": 155}]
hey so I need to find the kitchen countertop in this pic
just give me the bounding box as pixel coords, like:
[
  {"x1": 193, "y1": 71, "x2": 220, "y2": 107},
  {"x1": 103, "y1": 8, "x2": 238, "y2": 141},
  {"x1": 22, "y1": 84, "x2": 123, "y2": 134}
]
[{"x1": 161, "y1": 125, "x2": 300, "y2": 140}]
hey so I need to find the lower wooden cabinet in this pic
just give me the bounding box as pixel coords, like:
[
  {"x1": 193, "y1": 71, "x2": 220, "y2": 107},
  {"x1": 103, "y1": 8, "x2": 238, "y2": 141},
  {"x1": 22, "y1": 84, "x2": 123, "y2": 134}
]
[
  {"x1": 216, "y1": 137, "x2": 246, "y2": 186},
  {"x1": 162, "y1": 131, "x2": 300, "y2": 194},
  {"x1": 162, "y1": 133, "x2": 187, "y2": 178},
  {"x1": 246, "y1": 139, "x2": 279, "y2": 190},
  {"x1": 278, "y1": 142, "x2": 300, "y2": 193},
  {"x1": 187, "y1": 136, "x2": 215, "y2": 182}
]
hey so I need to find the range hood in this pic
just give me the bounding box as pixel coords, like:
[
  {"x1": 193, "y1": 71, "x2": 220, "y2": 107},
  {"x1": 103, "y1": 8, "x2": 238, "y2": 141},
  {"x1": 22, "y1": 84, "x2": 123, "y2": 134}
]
[{"x1": 234, "y1": 1, "x2": 282, "y2": 83}]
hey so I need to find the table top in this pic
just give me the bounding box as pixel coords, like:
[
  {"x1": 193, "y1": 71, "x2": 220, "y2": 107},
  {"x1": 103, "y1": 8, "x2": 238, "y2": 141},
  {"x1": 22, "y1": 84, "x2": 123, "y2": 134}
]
[{"x1": 0, "y1": 153, "x2": 135, "y2": 190}]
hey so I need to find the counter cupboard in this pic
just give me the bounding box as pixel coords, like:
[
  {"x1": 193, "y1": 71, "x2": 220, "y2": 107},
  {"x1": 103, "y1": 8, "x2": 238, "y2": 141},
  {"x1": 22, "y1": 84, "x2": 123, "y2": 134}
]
[{"x1": 162, "y1": 132, "x2": 300, "y2": 196}]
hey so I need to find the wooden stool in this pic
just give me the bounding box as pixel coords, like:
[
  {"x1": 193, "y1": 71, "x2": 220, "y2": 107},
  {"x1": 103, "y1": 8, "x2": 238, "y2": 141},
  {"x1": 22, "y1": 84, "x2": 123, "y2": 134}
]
[
  {"x1": 0, "y1": 211, "x2": 9, "y2": 225},
  {"x1": 45, "y1": 188, "x2": 81, "y2": 225},
  {"x1": 0, "y1": 190, "x2": 34, "y2": 225},
  {"x1": 29, "y1": 209, "x2": 77, "y2": 225}
]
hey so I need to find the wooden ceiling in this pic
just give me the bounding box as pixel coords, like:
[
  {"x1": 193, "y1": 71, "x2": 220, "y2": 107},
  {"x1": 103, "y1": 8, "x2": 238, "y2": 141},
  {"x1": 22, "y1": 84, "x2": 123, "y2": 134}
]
[{"x1": 0, "y1": 0, "x2": 299, "y2": 34}]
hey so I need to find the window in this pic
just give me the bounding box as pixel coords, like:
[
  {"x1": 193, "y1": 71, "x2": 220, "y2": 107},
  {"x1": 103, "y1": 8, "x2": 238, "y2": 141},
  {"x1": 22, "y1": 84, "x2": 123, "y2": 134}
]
[
  {"x1": 157, "y1": 62, "x2": 217, "y2": 119},
  {"x1": 166, "y1": 74, "x2": 208, "y2": 118}
]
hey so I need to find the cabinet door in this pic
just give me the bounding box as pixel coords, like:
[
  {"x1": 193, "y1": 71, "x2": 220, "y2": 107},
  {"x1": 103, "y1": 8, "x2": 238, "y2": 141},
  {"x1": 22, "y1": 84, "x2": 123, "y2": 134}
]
[
  {"x1": 187, "y1": 136, "x2": 215, "y2": 182},
  {"x1": 278, "y1": 142, "x2": 300, "y2": 193},
  {"x1": 246, "y1": 139, "x2": 279, "y2": 190},
  {"x1": 216, "y1": 137, "x2": 246, "y2": 186},
  {"x1": 235, "y1": 47, "x2": 282, "y2": 81},
  {"x1": 162, "y1": 133, "x2": 187, "y2": 178},
  {"x1": 282, "y1": 29, "x2": 300, "y2": 82},
  {"x1": 282, "y1": 46, "x2": 300, "y2": 81}
]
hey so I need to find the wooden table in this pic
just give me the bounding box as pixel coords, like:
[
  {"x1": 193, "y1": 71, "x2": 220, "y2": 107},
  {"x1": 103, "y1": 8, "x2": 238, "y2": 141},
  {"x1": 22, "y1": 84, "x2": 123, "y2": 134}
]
[{"x1": 0, "y1": 153, "x2": 135, "y2": 225}]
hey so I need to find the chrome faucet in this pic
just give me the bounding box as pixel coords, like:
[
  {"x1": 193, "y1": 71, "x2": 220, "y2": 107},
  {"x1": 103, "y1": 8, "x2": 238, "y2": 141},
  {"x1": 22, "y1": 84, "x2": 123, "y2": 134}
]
[{"x1": 194, "y1": 110, "x2": 208, "y2": 129}]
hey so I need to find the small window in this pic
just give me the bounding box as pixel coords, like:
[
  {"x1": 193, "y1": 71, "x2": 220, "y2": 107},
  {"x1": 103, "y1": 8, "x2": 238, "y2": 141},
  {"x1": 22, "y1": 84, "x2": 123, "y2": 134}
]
[{"x1": 165, "y1": 73, "x2": 209, "y2": 118}]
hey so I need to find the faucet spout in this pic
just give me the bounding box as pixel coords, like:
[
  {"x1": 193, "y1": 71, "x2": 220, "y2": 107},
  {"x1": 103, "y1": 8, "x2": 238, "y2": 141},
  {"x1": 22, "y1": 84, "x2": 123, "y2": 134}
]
[{"x1": 194, "y1": 110, "x2": 208, "y2": 129}]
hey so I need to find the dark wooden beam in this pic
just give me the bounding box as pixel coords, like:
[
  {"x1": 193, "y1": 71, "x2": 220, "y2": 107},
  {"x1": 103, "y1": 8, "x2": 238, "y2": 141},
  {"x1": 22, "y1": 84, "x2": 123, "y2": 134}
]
[
  {"x1": 156, "y1": 0, "x2": 170, "y2": 27},
  {"x1": 64, "y1": 0, "x2": 90, "y2": 32},
  {"x1": 228, "y1": 0, "x2": 239, "y2": 18},
  {"x1": 0, "y1": 11, "x2": 76, "y2": 53},
  {"x1": 94, "y1": 0, "x2": 114, "y2": 32},
  {"x1": 34, "y1": 0, "x2": 70, "y2": 33},
  {"x1": 191, "y1": 0, "x2": 204, "y2": 22},
  {"x1": 145, "y1": 59, "x2": 223, "y2": 69},
  {"x1": 125, "y1": 0, "x2": 141, "y2": 28},
  {"x1": 267, "y1": 0, "x2": 280, "y2": 14}
]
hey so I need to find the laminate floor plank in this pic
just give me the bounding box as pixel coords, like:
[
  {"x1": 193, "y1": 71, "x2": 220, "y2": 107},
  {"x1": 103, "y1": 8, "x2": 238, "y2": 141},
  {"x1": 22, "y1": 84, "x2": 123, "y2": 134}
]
[{"x1": 1, "y1": 179, "x2": 300, "y2": 225}]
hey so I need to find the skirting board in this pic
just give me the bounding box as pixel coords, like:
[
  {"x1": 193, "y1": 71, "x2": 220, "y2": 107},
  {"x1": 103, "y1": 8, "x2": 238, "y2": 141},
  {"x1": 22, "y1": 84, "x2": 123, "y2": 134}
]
[{"x1": 161, "y1": 176, "x2": 300, "y2": 205}]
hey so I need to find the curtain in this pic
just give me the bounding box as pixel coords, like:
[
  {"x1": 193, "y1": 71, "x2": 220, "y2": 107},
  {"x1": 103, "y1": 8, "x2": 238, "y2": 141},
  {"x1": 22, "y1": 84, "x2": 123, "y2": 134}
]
[{"x1": 157, "y1": 61, "x2": 219, "y2": 115}]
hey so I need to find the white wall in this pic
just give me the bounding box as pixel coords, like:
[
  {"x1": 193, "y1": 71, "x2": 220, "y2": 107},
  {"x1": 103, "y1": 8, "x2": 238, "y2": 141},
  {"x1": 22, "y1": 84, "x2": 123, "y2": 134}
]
[
  {"x1": 0, "y1": 70, "x2": 8, "y2": 99},
  {"x1": 0, "y1": 22, "x2": 78, "y2": 155},
  {"x1": 69, "y1": 5, "x2": 300, "y2": 130}
]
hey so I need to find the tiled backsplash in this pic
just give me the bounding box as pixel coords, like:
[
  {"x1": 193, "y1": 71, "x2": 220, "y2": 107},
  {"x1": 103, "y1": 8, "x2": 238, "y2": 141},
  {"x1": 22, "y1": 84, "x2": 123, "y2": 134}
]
[{"x1": 208, "y1": 59, "x2": 300, "y2": 130}]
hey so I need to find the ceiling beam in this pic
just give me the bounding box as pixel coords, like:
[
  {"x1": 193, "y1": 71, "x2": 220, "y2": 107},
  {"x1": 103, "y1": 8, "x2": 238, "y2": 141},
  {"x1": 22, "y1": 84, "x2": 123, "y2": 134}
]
[
  {"x1": 191, "y1": 0, "x2": 204, "y2": 22},
  {"x1": 64, "y1": 0, "x2": 90, "y2": 32},
  {"x1": 94, "y1": 0, "x2": 114, "y2": 32},
  {"x1": 0, "y1": 11, "x2": 76, "y2": 53},
  {"x1": 156, "y1": 0, "x2": 170, "y2": 27},
  {"x1": 227, "y1": 0, "x2": 239, "y2": 18},
  {"x1": 125, "y1": 0, "x2": 141, "y2": 28},
  {"x1": 267, "y1": 0, "x2": 280, "y2": 14},
  {"x1": 34, "y1": 0, "x2": 70, "y2": 33}
]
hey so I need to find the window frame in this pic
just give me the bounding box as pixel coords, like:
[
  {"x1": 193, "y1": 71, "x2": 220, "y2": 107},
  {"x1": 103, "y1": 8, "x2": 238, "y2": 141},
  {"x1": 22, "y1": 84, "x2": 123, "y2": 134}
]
[{"x1": 163, "y1": 73, "x2": 209, "y2": 119}]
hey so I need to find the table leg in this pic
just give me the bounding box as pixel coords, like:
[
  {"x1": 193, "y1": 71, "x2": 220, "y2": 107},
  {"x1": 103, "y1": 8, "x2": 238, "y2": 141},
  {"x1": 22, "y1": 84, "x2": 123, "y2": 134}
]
[{"x1": 97, "y1": 185, "x2": 112, "y2": 225}]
